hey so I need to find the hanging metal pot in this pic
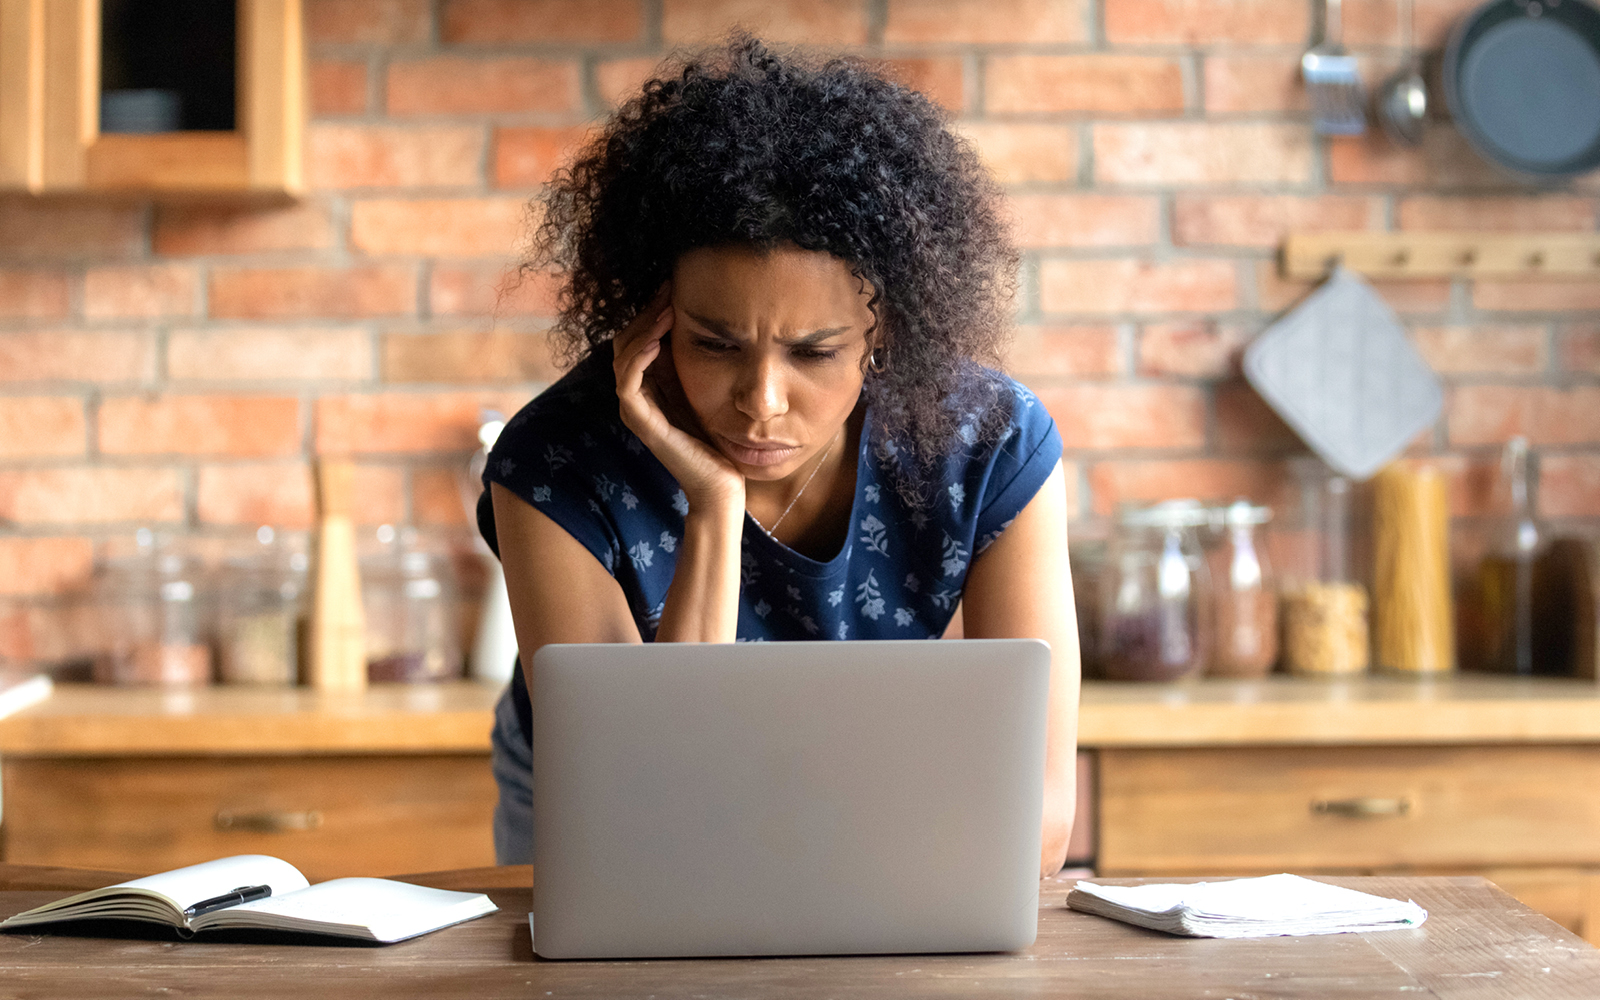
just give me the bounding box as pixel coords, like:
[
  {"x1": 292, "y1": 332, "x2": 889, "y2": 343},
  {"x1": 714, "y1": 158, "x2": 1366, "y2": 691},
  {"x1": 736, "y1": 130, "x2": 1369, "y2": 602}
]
[{"x1": 1444, "y1": 0, "x2": 1600, "y2": 179}]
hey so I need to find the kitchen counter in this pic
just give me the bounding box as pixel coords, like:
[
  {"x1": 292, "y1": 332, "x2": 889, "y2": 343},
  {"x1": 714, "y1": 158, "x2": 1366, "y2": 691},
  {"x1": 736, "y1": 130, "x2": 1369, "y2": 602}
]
[{"x1": 2, "y1": 675, "x2": 1598, "y2": 757}]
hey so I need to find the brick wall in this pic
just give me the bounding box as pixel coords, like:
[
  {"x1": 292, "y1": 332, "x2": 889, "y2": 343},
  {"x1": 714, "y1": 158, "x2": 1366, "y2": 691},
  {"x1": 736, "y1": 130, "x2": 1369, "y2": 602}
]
[{"x1": 2, "y1": 0, "x2": 1599, "y2": 606}]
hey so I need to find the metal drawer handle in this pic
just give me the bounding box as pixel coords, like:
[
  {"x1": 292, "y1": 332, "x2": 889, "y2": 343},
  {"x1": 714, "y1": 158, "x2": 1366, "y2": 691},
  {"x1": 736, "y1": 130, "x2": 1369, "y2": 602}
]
[
  {"x1": 1311, "y1": 797, "x2": 1411, "y2": 819},
  {"x1": 214, "y1": 809, "x2": 323, "y2": 833}
]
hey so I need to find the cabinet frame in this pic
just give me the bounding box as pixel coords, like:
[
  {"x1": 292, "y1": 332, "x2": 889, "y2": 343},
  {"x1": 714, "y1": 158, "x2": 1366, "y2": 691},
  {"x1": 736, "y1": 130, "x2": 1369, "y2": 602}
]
[{"x1": 0, "y1": 0, "x2": 302, "y2": 194}]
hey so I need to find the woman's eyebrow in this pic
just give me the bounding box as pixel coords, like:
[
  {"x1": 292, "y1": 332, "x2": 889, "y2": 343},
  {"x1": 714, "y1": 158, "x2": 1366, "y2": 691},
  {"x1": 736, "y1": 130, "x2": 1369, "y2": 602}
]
[{"x1": 684, "y1": 311, "x2": 852, "y2": 344}]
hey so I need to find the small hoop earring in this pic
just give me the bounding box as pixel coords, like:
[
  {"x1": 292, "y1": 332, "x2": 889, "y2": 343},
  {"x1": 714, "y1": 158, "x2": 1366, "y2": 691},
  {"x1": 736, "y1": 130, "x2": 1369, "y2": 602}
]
[{"x1": 867, "y1": 348, "x2": 887, "y2": 374}]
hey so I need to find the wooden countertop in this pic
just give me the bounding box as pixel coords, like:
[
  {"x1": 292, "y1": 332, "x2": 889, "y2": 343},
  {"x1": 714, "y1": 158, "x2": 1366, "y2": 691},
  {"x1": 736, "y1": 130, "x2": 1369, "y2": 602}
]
[{"x1": 2, "y1": 675, "x2": 1599, "y2": 756}]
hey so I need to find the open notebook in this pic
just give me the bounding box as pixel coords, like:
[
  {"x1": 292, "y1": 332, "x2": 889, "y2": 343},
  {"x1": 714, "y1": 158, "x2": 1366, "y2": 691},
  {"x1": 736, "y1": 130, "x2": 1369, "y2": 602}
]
[
  {"x1": 1068, "y1": 874, "x2": 1428, "y2": 939},
  {"x1": 0, "y1": 855, "x2": 497, "y2": 943}
]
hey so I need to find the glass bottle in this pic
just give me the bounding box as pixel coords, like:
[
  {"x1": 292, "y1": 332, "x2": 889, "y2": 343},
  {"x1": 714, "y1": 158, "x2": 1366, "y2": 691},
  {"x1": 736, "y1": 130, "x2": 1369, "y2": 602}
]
[
  {"x1": 1208, "y1": 500, "x2": 1279, "y2": 678},
  {"x1": 216, "y1": 526, "x2": 309, "y2": 686},
  {"x1": 1280, "y1": 460, "x2": 1370, "y2": 677},
  {"x1": 1473, "y1": 438, "x2": 1544, "y2": 675},
  {"x1": 1098, "y1": 500, "x2": 1214, "y2": 682},
  {"x1": 93, "y1": 532, "x2": 213, "y2": 686}
]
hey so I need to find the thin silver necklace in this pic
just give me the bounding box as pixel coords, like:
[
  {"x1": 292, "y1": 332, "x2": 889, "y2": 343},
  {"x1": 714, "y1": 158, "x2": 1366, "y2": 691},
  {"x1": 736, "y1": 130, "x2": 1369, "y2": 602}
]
[{"x1": 751, "y1": 428, "x2": 840, "y2": 537}]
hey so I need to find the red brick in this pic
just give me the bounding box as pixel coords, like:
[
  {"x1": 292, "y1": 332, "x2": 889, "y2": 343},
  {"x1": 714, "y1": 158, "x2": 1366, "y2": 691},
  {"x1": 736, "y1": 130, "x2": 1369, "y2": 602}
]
[
  {"x1": 0, "y1": 200, "x2": 144, "y2": 261},
  {"x1": 351, "y1": 465, "x2": 408, "y2": 525},
  {"x1": 0, "y1": 538, "x2": 95, "y2": 597},
  {"x1": 0, "y1": 398, "x2": 85, "y2": 457},
  {"x1": 1539, "y1": 454, "x2": 1600, "y2": 519},
  {"x1": 0, "y1": 330, "x2": 153, "y2": 383},
  {"x1": 987, "y1": 55, "x2": 1183, "y2": 115},
  {"x1": 1563, "y1": 325, "x2": 1600, "y2": 374},
  {"x1": 316, "y1": 391, "x2": 531, "y2": 455},
  {"x1": 1474, "y1": 280, "x2": 1600, "y2": 313},
  {"x1": 210, "y1": 266, "x2": 417, "y2": 319},
  {"x1": 0, "y1": 270, "x2": 69, "y2": 319},
  {"x1": 1410, "y1": 325, "x2": 1548, "y2": 375},
  {"x1": 662, "y1": 0, "x2": 869, "y2": 44},
  {"x1": 382, "y1": 330, "x2": 560, "y2": 384},
  {"x1": 493, "y1": 126, "x2": 592, "y2": 189},
  {"x1": 1008, "y1": 325, "x2": 1121, "y2": 379},
  {"x1": 305, "y1": 0, "x2": 431, "y2": 44},
  {"x1": 1254, "y1": 261, "x2": 1451, "y2": 315},
  {"x1": 167, "y1": 327, "x2": 373, "y2": 381},
  {"x1": 1214, "y1": 381, "x2": 1303, "y2": 454},
  {"x1": 442, "y1": 0, "x2": 642, "y2": 43},
  {"x1": 98, "y1": 395, "x2": 302, "y2": 457},
  {"x1": 0, "y1": 468, "x2": 184, "y2": 524},
  {"x1": 306, "y1": 124, "x2": 484, "y2": 189},
  {"x1": 1041, "y1": 259, "x2": 1237, "y2": 315},
  {"x1": 876, "y1": 57, "x2": 966, "y2": 113},
  {"x1": 310, "y1": 60, "x2": 368, "y2": 116},
  {"x1": 430, "y1": 264, "x2": 561, "y2": 317},
  {"x1": 386, "y1": 57, "x2": 580, "y2": 116},
  {"x1": 82, "y1": 264, "x2": 196, "y2": 319},
  {"x1": 153, "y1": 202, "x2": 335, "y2": 255},
  {"x1": 413, "y1": 466, "x2": 471, "y2": 526},
  {"x1": 885, "y1": 0, "x2": 1086, "y2": 42},
  {"x1": 1448, "y1": 386, "x2": 1600, "y2": 447},
  {"x1": 1338, "y1": 0, "x2": 1401, "y2": 45},
  {"x1": 1328, "y1": 131, "x2": 1505, "y2": 187},
  {"x1": 1036, "y1": 384, "x2": 1206, "y2": 451},
  {"x1": 1087, "y1": 459, "x2": 1292, "y2": 516},
  {"x1": 1137, "y1": 320, "x2": 1249, "y2": 378},
  {"x1": 197, "y1": 462, "x2": 316, "y2": 528},
  {"x1": 595, "y1": 57, "x2": 667, "y2": 107},
  {"x1": 1397, "y1": 196, "x2": 1597, "y2": 232},
  {"x1": 1436, "y1": 452, "x2": 1501, "y2": 519},
  {"x1": 1172, "y1": 195, "x2": 1381, "y2": 248},
  {"x1": 1095, "y1": 123, "x2": 1312, "y2": 185},
  {"x1": 350, "y1": 198, "x2": 529, "y2": 257},
  {"x1": 1104, "y1": 0, "x2": 1307, "y2": 44},
  {"x1": 1202, "y1": 54, "x2": 1306, "y2": 114},
  {"x1": 1007, "y1": 194, "x2": 1159, "y2": 249},
  {"x1": 955, "y1": 123, "x2": 1079, "y2": 185}
]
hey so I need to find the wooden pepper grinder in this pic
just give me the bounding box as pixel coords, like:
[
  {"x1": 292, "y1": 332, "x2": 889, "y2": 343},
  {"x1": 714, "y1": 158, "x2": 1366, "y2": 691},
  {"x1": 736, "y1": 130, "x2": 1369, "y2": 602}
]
[{"x1": 308, "y1": 459, "x2": 367, "y2": 691}]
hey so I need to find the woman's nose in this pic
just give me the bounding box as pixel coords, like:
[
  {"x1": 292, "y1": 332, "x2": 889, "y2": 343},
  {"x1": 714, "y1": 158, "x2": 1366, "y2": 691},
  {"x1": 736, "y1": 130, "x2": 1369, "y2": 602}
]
[{"x1": 733, "y1": 355, "x2": 786, "y2": 422}]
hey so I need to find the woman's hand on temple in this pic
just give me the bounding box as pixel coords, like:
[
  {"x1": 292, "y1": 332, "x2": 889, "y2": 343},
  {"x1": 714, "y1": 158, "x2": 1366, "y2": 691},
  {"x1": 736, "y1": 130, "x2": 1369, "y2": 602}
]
[{"x1": 614, "y1": 284, "x2": 745, "y2": 515}]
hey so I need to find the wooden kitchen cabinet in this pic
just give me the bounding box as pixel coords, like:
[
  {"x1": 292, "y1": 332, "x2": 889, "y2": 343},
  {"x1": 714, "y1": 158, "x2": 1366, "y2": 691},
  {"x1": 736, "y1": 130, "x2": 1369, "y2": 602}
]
[
  {"x1": 0, "y1": 0, "x2": 303, "y2": 194},
  {"x1": 1, "y1": 754, "x2": 497, "y2": 881}
]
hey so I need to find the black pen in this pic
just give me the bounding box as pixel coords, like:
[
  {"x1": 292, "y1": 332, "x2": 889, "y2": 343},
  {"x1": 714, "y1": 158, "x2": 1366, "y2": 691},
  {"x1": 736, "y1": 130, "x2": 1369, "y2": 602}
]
[{"x1": 183, "y1": 884, "x2": 272, "y2": 918}]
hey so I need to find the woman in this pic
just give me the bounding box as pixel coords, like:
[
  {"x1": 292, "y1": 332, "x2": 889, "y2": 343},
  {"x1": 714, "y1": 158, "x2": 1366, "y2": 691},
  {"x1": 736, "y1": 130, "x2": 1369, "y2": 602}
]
[{"x1": 482, "y1": 37, "x2": 1080, "y2": 878}]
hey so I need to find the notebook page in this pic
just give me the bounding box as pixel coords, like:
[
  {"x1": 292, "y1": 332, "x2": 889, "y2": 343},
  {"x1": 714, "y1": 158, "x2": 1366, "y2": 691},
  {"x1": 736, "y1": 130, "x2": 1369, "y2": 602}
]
[
  {"x1": 211, "y1": 878, "x2": 496, "y2": 941},
  {"x1": 1077, "y1": 875, "x2": 1416, "y2": 921},
  {"x1": 117, "y1": 855, "x2": 310, "y2": 912}
]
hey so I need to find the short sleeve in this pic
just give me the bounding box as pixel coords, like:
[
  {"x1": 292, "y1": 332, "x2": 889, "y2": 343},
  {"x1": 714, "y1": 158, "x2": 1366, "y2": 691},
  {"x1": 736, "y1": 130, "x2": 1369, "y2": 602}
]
[{"x1": 972, "y1": 382, "x2": 1063, "y2": 553}]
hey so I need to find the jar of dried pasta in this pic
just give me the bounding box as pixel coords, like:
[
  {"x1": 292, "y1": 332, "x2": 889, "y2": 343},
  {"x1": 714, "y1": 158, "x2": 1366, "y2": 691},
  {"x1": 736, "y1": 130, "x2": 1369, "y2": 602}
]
[{"x1": 1280, "y1": 460, "x2": 1370, "y2": 677}]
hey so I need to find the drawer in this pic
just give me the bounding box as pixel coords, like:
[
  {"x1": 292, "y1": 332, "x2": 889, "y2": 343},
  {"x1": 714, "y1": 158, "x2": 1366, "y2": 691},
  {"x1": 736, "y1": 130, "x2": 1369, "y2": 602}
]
[
  {"x1": 1097, "y1": 745, "x2": 1600, "y2": 874},
  {"x1": 1, "y1": 755, "x2": 497, "y2": 881}
]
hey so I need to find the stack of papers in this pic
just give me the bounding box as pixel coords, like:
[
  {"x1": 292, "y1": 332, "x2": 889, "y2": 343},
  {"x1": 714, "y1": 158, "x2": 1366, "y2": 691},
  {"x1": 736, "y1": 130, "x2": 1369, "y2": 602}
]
[{"x1": 1067, "y1": 874, "x2": 1428, "y2": 939}]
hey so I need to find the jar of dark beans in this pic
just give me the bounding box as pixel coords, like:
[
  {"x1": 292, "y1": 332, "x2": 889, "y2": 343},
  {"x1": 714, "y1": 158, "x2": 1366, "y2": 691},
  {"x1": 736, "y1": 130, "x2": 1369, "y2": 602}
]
[{"x1": 1098, "y1": 500, "x2": 1214, "y2": 682}]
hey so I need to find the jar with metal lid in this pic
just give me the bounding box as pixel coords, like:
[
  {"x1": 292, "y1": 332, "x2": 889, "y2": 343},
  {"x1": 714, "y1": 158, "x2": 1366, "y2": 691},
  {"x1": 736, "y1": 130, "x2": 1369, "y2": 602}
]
[
  {"x1": 362, "y1": 526, "x2": 462, "y2": 684},
  {"x1": 215, "y1": 526, "x2": 309, "y2": 686},
  {"x1": 92, "y1": 533, "x2": 213, "y2": 686},
  {"x1": 1207, "y1": 500, "x2": 1279, "y2": 678},
  {"x1": 1098, "y1": 500, "x2": 1214, "y2": 682}
]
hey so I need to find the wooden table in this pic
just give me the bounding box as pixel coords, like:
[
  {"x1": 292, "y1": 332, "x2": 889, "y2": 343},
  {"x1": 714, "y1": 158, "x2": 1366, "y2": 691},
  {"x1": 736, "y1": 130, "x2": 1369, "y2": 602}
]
[{"x1": 1, "y1": 865, "x2": 1597, "y2": 998}]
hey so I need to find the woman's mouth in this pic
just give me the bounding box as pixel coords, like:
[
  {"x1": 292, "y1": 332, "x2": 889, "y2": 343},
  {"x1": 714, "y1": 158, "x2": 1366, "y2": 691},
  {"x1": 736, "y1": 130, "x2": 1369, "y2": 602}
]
[{"x1": 716, "y1": 434, "x2": 802, "y2": 468}]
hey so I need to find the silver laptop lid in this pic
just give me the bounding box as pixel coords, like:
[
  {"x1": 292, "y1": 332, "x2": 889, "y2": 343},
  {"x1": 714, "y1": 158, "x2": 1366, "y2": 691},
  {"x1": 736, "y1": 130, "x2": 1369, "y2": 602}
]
[{"x1": 531, "y1": 639, "x2": 1050, "y2": 959}]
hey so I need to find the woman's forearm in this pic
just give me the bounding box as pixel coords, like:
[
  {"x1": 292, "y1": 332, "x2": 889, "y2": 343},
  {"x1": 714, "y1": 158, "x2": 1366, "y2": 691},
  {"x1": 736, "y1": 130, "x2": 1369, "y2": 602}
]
[{"x1": 653, "y1": 503, "x2": 745, "y2": 643}]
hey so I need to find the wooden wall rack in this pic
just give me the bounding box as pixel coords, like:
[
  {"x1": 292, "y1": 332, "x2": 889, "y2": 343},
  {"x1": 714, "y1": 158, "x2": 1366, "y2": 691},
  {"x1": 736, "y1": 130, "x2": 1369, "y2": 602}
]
[{"x1": 1283, "y1": 232, "x2": 1600, "y2": 280}]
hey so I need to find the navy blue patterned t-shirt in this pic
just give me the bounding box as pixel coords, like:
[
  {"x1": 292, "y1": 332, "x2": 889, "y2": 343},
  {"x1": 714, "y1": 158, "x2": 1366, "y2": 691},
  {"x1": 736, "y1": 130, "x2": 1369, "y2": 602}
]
[{"x1": 482, "y1": 349, "x2": 1062, "y2": 644}]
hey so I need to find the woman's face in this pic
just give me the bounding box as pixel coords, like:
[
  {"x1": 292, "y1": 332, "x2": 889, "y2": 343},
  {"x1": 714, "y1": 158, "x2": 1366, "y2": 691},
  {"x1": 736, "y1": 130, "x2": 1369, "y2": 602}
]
[{"x1": 668, "y1": 244, "x2": 876, "y2": 483}]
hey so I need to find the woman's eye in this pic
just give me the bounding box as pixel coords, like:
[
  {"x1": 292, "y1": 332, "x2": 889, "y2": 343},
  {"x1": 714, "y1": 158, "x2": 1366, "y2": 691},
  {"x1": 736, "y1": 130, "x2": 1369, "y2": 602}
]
[
  {"x1": 793, "y1": 347, "x2": 840, "y2": 362},
  {"x1": 693, "y1": 337, "x2": 737, "y2": 354}
]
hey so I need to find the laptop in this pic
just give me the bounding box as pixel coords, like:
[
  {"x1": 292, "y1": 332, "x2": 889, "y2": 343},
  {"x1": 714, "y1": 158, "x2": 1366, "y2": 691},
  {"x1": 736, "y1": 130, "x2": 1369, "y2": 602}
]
[{"x1": 529, "y1": 639, "x2": 1051, "y2": 959}]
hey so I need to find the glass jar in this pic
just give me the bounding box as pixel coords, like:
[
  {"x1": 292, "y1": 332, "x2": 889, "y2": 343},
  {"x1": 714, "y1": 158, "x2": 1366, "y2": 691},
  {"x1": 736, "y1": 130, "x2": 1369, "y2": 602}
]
[
  {"x1": 1208, "y1": 500, "x2": 1279, "y2": 678},
  {"x1": 216, "y1": 527, "x2": 309, "y2": 686},
  {"x1": 1280, "y1": 460, "x2": 1370, "y2": 677},
  {"x1": 362, "y1": 527, "x2": 462, "y2": 684},
  {"x1": 92, "y1": 537, "x2": 213, "y2": 686},
  {"x1": 1098, "y1": 500, "x2": 1214, "y2": 682}
]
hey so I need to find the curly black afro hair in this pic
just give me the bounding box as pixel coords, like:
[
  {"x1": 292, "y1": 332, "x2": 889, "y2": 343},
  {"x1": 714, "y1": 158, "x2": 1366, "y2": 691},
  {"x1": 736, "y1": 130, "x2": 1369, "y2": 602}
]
[{"x1": 525, "y1": 35, "x2": 1019, "y2": 497}]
